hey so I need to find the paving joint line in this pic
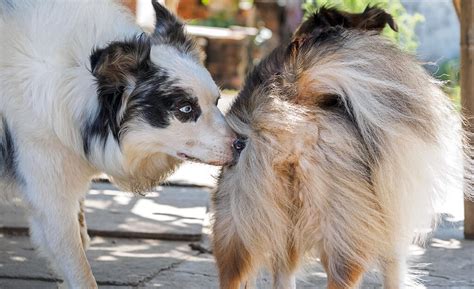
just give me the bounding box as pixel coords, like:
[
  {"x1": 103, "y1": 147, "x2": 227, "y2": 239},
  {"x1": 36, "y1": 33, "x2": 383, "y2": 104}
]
[
  {"x1": 132, "y1": 252, "x2": 200, "y2": 288},
  {"x1": 0, "y1": 275, "x2": 61, "y2": 282}
]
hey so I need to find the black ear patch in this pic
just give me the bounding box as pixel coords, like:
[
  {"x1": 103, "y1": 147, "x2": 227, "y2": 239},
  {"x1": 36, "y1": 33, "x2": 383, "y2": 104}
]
[
  {"x1": 295, "y1": 6, "x2": 398, "y2": 39},
  {"x1": 84, "y1": 36, "x2": 153, "y2": 154},
  {"x1": 90, "y1": 35, "x2": 151, "y2": 82},
  {"x1": 151, "y1": 0, "x2": 199, "y2": 60}
]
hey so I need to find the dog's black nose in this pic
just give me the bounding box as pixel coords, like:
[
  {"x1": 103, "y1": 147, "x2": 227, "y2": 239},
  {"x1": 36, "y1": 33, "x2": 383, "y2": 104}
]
[{"x1": 232, "y1": 138, "x2": 246, "y2": 153}]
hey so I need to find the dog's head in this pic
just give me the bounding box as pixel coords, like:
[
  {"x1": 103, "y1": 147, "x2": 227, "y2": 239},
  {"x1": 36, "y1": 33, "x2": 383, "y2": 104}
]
[{"x1": 86, "y1": 2, "x2": 236, "y2": 190}]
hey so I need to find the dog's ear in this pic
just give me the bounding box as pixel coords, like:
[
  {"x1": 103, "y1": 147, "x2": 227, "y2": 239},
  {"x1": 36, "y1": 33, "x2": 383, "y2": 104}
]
[
  {"x1": 345, "y1": 6, "x2": 398, "y2": 32},
  {"x1": 90, "y1": 35, "x2": 151, "y2": 83},
  {"x1": 295, "y1": 6, "x2": 397, "y2": 39},
  {"x1": 151, "y1": 0, "x2": 199, "y2": 59}
]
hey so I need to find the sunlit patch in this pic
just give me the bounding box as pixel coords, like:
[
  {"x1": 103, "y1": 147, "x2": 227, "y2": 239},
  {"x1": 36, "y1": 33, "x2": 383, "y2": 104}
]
[
  {"x1": 310, "y1": 272, "x2": 328, "y2": 278},
  {"x1": 430, "y1": 238, "x2": 462, "y2": 249},
  {"x1": 409, "y1": 244, "x2": 426, "y2": 256},
  {"x1": 11, "y1": 256, "x2": 26, "y2": 262},
  {"x1": 96, "y1": 255, "x2": 118, "y2": 261},
  {"x1": 130, "y1": 198, "x2": 205, "y2": 227},
  {"x1": 113, "y1": 194, "x2": 132, "y2": 206}
]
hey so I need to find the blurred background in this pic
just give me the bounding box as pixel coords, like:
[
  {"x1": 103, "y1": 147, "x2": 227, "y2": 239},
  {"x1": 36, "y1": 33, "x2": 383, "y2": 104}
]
[{"x1": 124, "y1": 0, "x2": 462, "y2": 107}]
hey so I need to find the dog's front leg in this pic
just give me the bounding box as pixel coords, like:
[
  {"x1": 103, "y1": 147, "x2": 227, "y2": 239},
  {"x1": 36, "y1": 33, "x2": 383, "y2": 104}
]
[
  {"x1": 27, "y1": 192, "x2": 97, "y2": 289},
  {"x1": 18, "y1": 147, "x2": 97, "y2": 288},
  {"x1": 78, "y1": 198, "x2": 91, "y2": 251}
]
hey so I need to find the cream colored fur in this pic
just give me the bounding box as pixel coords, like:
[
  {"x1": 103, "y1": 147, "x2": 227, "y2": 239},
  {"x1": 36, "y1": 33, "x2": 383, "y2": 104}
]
[{"x1": 213, "y1": 27, "x2": 472, "y2": 289}]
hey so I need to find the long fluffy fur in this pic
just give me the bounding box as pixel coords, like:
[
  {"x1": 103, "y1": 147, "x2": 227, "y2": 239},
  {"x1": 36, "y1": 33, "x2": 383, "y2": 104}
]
[{"x1": 213, "y1": 7, "x2": 472, "y2": 289}]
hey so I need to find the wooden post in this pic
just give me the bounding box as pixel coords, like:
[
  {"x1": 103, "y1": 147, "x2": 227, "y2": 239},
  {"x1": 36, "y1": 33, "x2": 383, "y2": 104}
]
[
  {"x1": 460, "y1": 0, "x2": 474, "y2": 240},
  {"x1": 453, "y1": 0, "x2": 461, "y2": 20}
]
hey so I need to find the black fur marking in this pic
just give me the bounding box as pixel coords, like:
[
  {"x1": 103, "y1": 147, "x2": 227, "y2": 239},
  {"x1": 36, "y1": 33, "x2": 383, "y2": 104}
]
[
  {"x1": 84, "y1": 37, "x2": 152, "y2": 154},
  {"x1": 0, "y1": 118, "x2": 19, "y2": 182},
  {"x1": 318, "y1": 94, "x2": 345, "y2": 109},
  {"x1": 151, "y1": 0, "x2": 198, "y2": 59},
  {"x1": 122, "y1": 67, "x2": 200, "y2": 130},
  {"x1": 295, "y1": 6, "x2": 397, "y2": 39},
  {"x1": 229, "y1": 45, "x2": 290, "y2": 124}
]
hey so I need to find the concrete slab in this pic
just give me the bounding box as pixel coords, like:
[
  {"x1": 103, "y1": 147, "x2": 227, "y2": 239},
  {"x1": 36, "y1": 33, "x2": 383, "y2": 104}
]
[
  {"x1": 1, "y1": 224, "x2": 473, "y2": 289},
  {"x1": 0, "y1": 279, "x2": 58, "y2": 289},
  {"x1": 141, "y1": 223, "x2": 474, "y2": 289},
  {"x1": 142, "y1": 254, "x2": 218, "y2": 289},
  {"x1": 0, "y1": 234, "x2": 196, "y2": 287},
  {"x1": 0, "y1": 184, "x2": 210, "y2": 241}
]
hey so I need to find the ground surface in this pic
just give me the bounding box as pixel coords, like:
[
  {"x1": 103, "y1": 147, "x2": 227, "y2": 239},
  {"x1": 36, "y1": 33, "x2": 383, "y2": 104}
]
[
  {"x1": 1, "y1": 174, "x2": 473, "y2": 289},
  {"x1": 1, "y1": 95, "x2": 473, "y2": 289}
]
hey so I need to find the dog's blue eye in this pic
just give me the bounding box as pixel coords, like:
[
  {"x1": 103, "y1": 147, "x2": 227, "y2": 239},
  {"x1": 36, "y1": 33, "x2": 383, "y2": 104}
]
[{"x1": 179, "y1": 105, "x2": 193, "y2": 113}]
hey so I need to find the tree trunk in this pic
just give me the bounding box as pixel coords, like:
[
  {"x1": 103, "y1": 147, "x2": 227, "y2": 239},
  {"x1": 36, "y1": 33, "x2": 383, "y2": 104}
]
[{"x1": 460, "y1": 0, "x2": 474, "y2": 240}]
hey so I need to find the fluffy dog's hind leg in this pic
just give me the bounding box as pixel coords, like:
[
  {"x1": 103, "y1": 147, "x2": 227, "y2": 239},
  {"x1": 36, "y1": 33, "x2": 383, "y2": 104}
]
[
  {"x1": 213, "y1": 224, "x2": 254, "y2": 289},
  {"x1": 320, "y1": 252, "x2": 365, "y2": 289},
  {"x1": 382, "y1": 253, "x2": 407, "y2": 289},
  {"x1": 243, "y1": 275, "x2": 257, "y2": 289},
  {"x1": 78, "y1": 198, "x2": 91, "y2": 250},
  {"x1": 273, "y1": 271, "x2": 296, "y2": 289},
  {"x1": 272, "y1": 246, "x2": 299, "y2": 289}
]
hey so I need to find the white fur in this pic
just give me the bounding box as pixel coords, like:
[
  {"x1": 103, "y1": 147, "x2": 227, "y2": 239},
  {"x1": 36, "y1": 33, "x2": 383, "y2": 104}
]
[{"x1": 0, "y1": 1, "x2": 234, "y2": 287}]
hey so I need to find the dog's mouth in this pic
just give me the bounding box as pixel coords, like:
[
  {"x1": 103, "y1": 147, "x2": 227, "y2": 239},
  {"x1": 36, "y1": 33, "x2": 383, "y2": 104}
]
[
  {"x1": 177, "y1": 152, "x2": 234, "y2": 166},
  {"x1": 177, "y1": 152, "x2": 202, "y2": 163}
]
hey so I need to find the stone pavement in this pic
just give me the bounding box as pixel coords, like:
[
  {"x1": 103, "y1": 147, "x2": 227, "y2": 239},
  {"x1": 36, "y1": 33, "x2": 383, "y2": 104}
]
[{"x1": 1, "y1": 161, "x2": 473, "y2": 288}]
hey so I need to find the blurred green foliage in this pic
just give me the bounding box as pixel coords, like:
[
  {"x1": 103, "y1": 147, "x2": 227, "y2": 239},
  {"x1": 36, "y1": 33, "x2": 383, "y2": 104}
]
[
  {"x1": 189, "y1": 12, "x2": 237, "y2": 28},
  {"x1": 303, "y1": 0, "x2": 461, "y2": 108},
  {"x1": 303, "y1": 0, "x2": 424, "y2": 52},
  {"x1": 435, "y1": 58, "x2": 461, "y2": 109}
]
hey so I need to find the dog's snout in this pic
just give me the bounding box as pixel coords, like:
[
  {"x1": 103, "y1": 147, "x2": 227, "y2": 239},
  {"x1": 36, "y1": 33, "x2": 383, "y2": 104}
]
[{"x1": 232, "y1": 138, "x2": 246, "y2": 153}]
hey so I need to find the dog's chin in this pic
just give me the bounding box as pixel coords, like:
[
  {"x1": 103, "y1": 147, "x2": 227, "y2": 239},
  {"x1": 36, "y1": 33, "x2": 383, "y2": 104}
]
[{"x1": 176, "y1": 152, "x2": 233, "y2": 166}]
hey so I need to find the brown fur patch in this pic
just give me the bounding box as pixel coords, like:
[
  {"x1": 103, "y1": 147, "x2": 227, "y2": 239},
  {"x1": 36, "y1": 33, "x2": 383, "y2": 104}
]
[
  {"x1": 78, "y1": 199, "x2": 86, "y2": 228},
  {"x1": 321, "y1": 251, "x2": 365, "y2": 289},
  {"x1": 213, "y1": 232, "x2": 253, "y2": 289}
]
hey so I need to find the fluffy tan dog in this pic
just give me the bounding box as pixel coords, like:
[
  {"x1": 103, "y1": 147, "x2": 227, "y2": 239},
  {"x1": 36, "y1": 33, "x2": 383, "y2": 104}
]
[{"x1": 212, "y1": 7, "x2": 472, "y2": 289}]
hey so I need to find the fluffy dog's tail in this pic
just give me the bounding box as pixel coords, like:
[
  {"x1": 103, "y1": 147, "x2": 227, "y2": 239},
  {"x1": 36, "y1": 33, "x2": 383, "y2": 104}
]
[
  {"x1": 287, "y1": 7, "x2": 471, "y2": 282},
  {"x1": 293, "y1": 5, "x2": 470, "y2": 237}
]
